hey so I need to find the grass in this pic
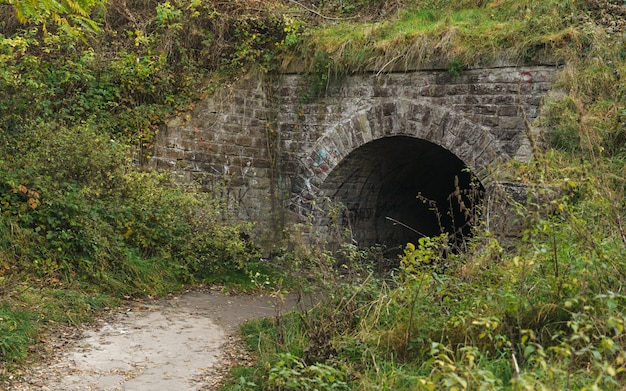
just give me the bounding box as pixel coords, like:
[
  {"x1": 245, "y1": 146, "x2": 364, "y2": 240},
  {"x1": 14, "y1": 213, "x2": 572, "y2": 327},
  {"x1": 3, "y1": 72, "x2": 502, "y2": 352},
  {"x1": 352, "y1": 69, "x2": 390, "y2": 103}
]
[
  {"x1": 0, "y1": 284, "x2": 118, "y2": 368},
  {"x1": 224, "y1": 210, "x2": 626, "y2": 389},
  {"x1": 288, "y1": 0, "x2": 587, "y2": 75},
  {"x1": 0, "y1": 306, "x2": 34, "y2": 363},
  {"x1": 219, "y1": 312, "x2": 308, "y2": 389}
]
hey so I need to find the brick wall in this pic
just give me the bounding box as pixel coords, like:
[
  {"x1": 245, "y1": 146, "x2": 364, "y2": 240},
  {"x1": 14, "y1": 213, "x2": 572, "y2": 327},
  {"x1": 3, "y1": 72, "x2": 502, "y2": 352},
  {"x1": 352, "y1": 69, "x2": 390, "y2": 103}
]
[{"x1": 152, "y1": 66, "x2": 556, "y2": 252}]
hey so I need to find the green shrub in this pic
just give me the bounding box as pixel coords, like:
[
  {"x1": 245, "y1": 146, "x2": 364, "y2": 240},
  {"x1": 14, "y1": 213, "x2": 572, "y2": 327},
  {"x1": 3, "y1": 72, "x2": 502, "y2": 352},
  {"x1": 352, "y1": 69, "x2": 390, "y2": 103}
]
[
  {"x1": 265, "y1": 353, "x2": 349, "y2": 391},
  {"x1": 1, "y1": 119, "x2": 260, "y2": 293}
]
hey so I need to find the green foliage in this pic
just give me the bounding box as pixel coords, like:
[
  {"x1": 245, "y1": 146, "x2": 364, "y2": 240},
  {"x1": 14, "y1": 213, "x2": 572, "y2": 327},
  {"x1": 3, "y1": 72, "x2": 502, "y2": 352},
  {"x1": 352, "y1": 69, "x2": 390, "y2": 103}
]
[
  {"x1": 400, "y1": 234, "x2": 449, "y2": 275},
  {"x1": 297, "y1": 51, "x2": 332, "y2": 102},
  {"x1": 228, "y1": 174, "x2": 626, "y2": 390},
  {"x1": 265, "y1": 353, "x2": 349, "y2": 391},
  {"x1": 0, "y1": 0, "x2": 309, "y2": 153},
  {"x1": 0, "y1": 2, "x2": 288, "y2": 373},
  {"x1": 296, "y1": 0, "x2": 397, "y2": 19},
  {"x1": 222, "y1": 312, "x2": 308, "y2": 390},
  {"x1": 0, "y1": 121, "x2": 260, "y2": 291},
  {"x1": 447, "y1": 58, "x2": 464, "y2": 76},
  {"x1": 543, "y1": 95, "x2": 581, "y2": 152},
  {"x1": 0, "y1": 117, "x2": 260, "y2": 371},
  {"x1": 4, "y1": 0, "x2": 103, "y2": 35},
  {"x1": 230, "y1": 14, "x2": 289, "y2": 73}
]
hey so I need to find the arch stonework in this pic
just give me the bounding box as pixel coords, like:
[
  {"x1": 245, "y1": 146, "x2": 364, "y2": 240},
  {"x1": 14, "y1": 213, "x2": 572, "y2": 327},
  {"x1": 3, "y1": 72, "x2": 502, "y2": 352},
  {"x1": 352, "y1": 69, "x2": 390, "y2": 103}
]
[
  {"x1": 152, "y1": 66, "x2": 557, "y2": 251},
  {"x1": 303, "y1": 100, "x2": 505, "y2": 187},
  {"x1": 290, "y1": 103, "x2": 505, "y2": 248}
]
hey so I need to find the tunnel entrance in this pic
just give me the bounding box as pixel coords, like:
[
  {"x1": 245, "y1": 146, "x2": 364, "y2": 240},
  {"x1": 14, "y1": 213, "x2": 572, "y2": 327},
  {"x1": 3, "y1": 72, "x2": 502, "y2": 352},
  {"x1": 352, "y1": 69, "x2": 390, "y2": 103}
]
[{"x1": 320, "y1": 136, "x2": 484, "y2": 252}]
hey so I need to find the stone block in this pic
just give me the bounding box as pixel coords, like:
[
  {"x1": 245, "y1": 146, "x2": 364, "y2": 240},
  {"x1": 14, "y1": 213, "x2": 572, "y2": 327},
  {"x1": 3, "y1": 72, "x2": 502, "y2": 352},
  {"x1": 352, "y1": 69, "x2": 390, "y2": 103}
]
[
  {"x1": 444, "y1": 84, "x2": 471, "y2": 95},
  {"x1": 153, "y1": 158, "x2": 177, "y2": 170},
  {"x1": 453, "y1": 104, "x2": 475, "y2": 114},
  {"x1": 474, "y1": 105, "x2": 498, "y2": 115},
  {"x1": 382, "y1": 102, "x2": 396, "y2": 116},
  {"x1": 498, "y1": 105, "x2": 519, "y2": 117},
  {"x1": 499, "y1": 116, "x2": 525, "y2": 130},
  {"x1": 161, "y1": 148, "x2": 184, "y2": 160},
  {"x1": 482, "y1": 113, "x2": 504, "y2": 131}
]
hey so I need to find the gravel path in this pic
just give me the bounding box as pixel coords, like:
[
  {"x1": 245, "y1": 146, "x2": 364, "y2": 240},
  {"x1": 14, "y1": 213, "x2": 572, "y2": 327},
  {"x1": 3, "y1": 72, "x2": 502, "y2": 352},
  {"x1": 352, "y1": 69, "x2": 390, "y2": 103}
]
[{"x1": 7, "y1": 288, "x2": 293, "y2": 390}]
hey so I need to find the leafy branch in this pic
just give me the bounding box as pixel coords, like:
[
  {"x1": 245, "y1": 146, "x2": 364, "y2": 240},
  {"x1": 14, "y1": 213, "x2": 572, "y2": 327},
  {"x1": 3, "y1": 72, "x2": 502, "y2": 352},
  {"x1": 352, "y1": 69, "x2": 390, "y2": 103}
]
[{"x1": 4, "y1": 0, "x2": 104, "y2": 34}]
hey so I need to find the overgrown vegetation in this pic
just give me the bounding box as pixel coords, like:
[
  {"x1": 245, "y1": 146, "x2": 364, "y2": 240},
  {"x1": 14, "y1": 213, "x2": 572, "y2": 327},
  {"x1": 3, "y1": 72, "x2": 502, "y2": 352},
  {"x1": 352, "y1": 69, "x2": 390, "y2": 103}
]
[
  {"x1": 0, "y1": 0, "x2": 290, "y2": 374},
  {"x1": 2, "y1": 0, "x2": 626, "y2": 389},
  {"x1": 223, "y1": 1, "x2": 626, "y2": 390}
]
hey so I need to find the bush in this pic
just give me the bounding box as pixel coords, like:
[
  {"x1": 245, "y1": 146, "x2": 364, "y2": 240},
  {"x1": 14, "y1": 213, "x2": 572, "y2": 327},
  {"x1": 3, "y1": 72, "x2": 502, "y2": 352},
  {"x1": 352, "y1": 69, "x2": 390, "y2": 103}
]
[
  {"x1": 265, "y1": 353, "x2": 349, "y2": 391},
  {"x1": 0, "y1": 120, "x2": 260, "y2": 293}
]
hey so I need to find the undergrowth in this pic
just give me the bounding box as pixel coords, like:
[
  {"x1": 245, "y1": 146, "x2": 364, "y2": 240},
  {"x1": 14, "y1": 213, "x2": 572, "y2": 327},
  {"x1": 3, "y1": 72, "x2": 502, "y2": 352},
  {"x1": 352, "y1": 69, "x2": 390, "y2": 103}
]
[
  {"x1": 0, "y1": 0, "x2": 280, "y2": 374},
  {"x1": 225, "y1": 161, "x2": 626, "y2": 389}
]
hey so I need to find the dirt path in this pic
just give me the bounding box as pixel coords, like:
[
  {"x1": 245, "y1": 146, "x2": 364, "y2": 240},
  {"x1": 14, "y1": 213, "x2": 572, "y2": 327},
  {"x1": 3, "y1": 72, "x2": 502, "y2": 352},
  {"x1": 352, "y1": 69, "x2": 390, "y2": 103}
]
[{"x1": 7, "y1": 288, "x2": 293, "y2": 390}]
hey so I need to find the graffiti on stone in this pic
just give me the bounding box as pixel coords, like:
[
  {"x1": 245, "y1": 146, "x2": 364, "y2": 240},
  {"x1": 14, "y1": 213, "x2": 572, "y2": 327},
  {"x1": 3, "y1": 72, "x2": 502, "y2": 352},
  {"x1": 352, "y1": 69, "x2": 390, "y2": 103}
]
[
  {"x1": 288, "y1": 144, "x2": 344, "y2": 221},
  {"x1": 199, "y1": 150, "x2": 260, "y2": 220},
  {"x1": 312, "y1": 146, "x2": 340, "y2": 174},
  {"x1": 313, "y1": 148, "x2": 330, "y2": 173},
  {"x1": 288, "y1": 157, "x2": 320, "y2": 222}
]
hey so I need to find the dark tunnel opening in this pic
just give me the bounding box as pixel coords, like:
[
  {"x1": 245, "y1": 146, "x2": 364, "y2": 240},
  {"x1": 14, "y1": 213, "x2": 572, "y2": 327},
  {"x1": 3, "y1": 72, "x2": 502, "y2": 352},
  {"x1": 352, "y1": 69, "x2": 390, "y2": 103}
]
[{"x1": 320, "y1": 135, "x2": 485, "y2": 253}]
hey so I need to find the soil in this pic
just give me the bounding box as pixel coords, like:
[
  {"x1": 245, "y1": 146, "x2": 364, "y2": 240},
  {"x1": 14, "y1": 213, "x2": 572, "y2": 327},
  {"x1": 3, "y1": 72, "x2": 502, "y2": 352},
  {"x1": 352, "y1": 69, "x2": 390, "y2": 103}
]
[{"x1": 5, "y1": 287, "x2": 296, "y2": 390}]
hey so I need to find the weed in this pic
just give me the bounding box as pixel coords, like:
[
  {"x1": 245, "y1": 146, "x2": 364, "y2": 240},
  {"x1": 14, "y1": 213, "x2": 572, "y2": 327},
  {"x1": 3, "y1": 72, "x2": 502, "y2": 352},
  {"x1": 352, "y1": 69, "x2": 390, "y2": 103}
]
[{"x1": 447, "y1": 58, "x2": 464, "y2": 76}]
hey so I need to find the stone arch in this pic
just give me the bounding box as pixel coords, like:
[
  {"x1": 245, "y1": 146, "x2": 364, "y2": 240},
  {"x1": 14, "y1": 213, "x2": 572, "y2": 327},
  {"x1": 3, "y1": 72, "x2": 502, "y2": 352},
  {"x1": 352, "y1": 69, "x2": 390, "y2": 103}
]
[
  {"x1": 291, "y1": 101, "x2": 504, "y2": 250},
  {"x1": 311, "y1": 100, "x2": 508, "y2": 185}
]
